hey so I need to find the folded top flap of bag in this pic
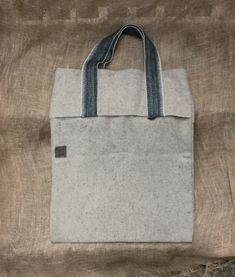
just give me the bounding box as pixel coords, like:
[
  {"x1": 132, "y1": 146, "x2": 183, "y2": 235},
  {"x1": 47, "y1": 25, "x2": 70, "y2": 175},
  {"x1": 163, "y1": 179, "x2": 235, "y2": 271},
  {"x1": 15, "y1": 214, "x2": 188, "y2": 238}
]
[{"x1": 50, "y1": 67, "x2": 194, "y2": 121}]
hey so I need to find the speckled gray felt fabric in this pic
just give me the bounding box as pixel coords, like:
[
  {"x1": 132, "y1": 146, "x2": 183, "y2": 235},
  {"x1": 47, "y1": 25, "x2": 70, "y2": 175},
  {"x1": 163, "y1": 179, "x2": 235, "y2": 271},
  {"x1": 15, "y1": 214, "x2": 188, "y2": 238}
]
[{"x1": 50, "y1": 68, "x2": 194, "y2": 242}]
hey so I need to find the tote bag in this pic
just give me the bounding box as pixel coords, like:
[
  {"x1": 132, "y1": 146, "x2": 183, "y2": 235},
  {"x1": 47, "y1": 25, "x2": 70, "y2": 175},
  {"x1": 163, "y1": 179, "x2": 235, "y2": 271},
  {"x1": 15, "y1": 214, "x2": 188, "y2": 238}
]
[{"x1": 50, "y1": 24, "x2": 194, "y2": 242}]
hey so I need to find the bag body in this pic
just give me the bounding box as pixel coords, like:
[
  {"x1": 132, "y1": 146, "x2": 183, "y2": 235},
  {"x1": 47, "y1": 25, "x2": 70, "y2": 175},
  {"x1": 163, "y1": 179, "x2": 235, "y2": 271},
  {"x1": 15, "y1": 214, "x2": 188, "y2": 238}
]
[{"x1": 50, "y1": 24, "x2": 194, "y2": 242}]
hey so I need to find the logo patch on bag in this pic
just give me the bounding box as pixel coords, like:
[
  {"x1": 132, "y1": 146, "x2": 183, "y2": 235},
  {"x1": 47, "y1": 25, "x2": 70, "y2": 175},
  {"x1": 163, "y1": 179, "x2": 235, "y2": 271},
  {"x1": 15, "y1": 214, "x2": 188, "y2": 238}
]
[{"x1": 55, "y1": 146, "x2": 67, "y2": 158}]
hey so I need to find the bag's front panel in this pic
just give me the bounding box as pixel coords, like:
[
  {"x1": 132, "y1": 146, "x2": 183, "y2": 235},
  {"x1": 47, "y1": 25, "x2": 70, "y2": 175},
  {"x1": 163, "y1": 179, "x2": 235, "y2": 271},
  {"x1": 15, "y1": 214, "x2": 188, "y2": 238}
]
[{"x1": 50, "y1": 116, "x2": 193, "y2": 242}]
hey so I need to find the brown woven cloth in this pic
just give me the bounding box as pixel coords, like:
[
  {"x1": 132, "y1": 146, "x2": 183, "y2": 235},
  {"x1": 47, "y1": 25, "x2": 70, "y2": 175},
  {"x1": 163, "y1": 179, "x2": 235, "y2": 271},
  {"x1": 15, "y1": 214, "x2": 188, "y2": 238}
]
[{"x1": 0, "y1": 0, "x2": 235, "y2": 275}]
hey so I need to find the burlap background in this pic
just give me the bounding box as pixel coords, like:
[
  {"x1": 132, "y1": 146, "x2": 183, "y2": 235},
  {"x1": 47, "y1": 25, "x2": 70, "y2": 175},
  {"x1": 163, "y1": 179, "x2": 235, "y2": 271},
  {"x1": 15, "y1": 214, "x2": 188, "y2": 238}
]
[{"x1": 0, "y1": 0, "x2": 235, "y2": 276}]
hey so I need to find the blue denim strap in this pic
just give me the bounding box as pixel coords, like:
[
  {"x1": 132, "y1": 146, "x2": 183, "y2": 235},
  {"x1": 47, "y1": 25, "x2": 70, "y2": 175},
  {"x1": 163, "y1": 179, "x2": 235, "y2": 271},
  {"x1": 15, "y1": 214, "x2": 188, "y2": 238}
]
[{"x1": 81, "y1": 24, "x2": 164, "y2": 119}]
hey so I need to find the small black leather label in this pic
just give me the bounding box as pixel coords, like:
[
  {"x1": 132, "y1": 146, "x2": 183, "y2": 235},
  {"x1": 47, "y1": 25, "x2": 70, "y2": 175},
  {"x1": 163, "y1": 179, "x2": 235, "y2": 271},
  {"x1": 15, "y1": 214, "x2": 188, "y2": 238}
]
[{"x1": 55, "y1": 146, "x2": 67, "y2": 158}]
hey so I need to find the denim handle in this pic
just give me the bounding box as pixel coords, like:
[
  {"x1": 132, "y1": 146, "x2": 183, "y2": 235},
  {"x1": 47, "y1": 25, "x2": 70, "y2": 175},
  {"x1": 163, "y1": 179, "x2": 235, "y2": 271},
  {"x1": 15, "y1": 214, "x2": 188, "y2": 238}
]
[{"x1": 81, "y1": 24, "x2": 164, "y2": 119}]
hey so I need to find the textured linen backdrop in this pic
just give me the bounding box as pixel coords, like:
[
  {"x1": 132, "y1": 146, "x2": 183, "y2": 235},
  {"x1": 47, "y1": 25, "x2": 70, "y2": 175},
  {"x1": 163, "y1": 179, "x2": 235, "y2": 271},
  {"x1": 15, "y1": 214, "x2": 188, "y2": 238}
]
[{"x1": 0, "y1": 0, "x2": 235, "y2": 275}]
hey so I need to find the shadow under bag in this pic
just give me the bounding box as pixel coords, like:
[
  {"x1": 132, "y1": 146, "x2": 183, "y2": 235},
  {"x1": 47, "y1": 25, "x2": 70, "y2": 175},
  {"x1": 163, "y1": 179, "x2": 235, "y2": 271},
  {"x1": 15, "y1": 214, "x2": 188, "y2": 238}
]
[{"x1": 50, "y1": 24, "x2": 194, "y2": 242}]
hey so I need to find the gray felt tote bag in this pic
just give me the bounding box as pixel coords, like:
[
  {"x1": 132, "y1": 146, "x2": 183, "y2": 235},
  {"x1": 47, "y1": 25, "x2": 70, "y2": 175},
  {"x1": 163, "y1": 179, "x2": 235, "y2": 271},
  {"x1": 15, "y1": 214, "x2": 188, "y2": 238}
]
[{"x1": 50, "y1": 24, "x2": 194, "y2": 243}]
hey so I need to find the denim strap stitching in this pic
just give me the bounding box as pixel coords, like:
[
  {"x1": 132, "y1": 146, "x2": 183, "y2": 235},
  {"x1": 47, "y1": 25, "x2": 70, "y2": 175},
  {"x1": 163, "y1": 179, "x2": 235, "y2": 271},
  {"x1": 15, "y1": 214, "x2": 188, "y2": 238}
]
[{"x1": 81, "y1": 24, "x2": 164, "y2": 119}]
